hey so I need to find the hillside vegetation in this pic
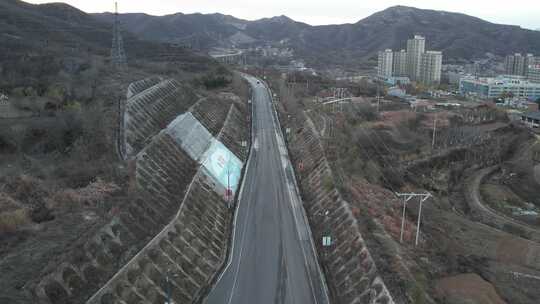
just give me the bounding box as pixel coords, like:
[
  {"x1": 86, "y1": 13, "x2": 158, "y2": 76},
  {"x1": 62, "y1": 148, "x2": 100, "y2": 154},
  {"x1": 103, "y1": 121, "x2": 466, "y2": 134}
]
[{"x1": 0, "y1": 1, "x2": 235, "y2": 302}]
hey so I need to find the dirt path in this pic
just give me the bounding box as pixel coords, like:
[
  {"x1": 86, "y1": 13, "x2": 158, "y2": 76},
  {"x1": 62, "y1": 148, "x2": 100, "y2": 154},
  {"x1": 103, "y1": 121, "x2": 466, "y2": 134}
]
[{"x1": 466, "y1": 166, "x2": 540, "y2": 242}]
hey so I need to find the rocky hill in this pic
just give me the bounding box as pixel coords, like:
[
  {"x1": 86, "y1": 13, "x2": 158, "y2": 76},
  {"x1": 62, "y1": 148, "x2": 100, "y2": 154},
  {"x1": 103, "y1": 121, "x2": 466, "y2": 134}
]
[
  {"x1": 0, "y1": 0, "x2": 219, "y2": 91},
  {"x1": 0, "y1": 0, "x2": 215, "y2": 65},
  {"x1": 0, "y1": 2, "x2": 237, "y2": 303},
  {"x1": 92, "y1": 12, "x2": 247, "y2": 49},
  {"x1": 94, "y1": 6, "x2": 540, "y2": 66}
]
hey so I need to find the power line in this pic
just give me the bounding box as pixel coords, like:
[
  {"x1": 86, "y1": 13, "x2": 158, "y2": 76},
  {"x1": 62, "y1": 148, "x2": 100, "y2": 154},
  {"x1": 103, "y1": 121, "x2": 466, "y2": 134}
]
[{"x1": 353, "y1": 119, "x2": 410, "y2": 191}]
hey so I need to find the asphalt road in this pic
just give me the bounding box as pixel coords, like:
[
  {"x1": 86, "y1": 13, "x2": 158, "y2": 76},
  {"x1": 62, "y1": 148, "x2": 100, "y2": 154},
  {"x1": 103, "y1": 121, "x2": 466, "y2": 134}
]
[{"x1": 204, "y1": 75, "x2": 329, "y2": 304}]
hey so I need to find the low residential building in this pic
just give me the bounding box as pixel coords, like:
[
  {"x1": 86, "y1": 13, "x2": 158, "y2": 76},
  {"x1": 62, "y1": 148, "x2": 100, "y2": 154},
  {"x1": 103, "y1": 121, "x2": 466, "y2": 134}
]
[
  {"x1": 378, "y1": 75, "x2": 411, "y2": 86},
  {"x1": 506, "y1": 109, "x2": 523, "y2": 121},
  {"x1": 460, "y1": 75, "x2": 540, "y2": 101},
  {"x1": 446, "y1": 71, "x2": 467, "y2": 85},
  {"x1": 528, "y1": 64, "x2": 540, "y2": 83},
  {"x1": 526, "y1": 102, "x2": 539, "y2": 112},
  {"x1": 387, "y1": 86, "x2": 407, "y2": 98},
  {"x1": 521, "y1": 111, "x2": 540, "y2": 128}
]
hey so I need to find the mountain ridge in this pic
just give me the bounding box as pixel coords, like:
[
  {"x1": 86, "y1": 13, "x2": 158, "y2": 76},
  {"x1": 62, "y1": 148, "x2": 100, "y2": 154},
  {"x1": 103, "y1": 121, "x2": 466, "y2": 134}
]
[{"x1": 92, "y1": 5, "x2": 540, "y2": 67}]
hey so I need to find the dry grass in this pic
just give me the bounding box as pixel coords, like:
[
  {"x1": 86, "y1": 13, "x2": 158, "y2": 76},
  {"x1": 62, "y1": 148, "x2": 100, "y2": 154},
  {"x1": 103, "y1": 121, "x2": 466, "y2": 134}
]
[
  {"x1": 436, "y1": 273, "x2": 506, "y2": 304},
  {"x1": 0, "y1": 208, "x2": 30, "y2": 233},
  {"x1": 51, "y1": 178, "x2": 120, "y2": 208},
  {"x1": 0, "y1": 192, "x2": 22, "y2": 213}
]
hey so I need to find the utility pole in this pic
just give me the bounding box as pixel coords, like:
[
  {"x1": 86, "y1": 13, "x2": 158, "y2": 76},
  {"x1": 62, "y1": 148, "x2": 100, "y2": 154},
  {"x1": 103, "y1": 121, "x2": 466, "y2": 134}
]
[
  {"x1": 376, "y1": 83, "x2": 381, "y2": 113},
  {"x1": 432, "y1": 113, "x2": 437, "y2": 150},
  {"x1": 395, "y1": 192, "x2": 432, "y2": 246},
  {"x1": 227, "y1": 167, "x2": 231, "y2": 208},
  {"x1": 165, "y1": 269, "x2": 171, "y2": 304},
  {"x1": 398, "y1": 195, "x2": 413, "y2": 243}
]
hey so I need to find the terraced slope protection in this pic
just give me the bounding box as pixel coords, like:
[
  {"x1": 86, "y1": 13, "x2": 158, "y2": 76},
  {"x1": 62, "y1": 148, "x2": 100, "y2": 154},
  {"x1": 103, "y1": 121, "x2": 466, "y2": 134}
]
[
  {"x1": 288, "y1": 113, "x2": 395, "y2": 304},
  {"x1": 33, "y1": 77, "x2": 249, "y2": 304},
  {"x1": 124, "y1": 78, "x2": 199, "y2": 156}
]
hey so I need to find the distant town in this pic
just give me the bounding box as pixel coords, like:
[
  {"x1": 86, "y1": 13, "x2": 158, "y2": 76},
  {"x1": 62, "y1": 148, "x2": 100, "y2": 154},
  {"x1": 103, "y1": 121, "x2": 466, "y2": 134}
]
[{"x1": 376, "y1": 35, "x2": 540, "y2": 129}]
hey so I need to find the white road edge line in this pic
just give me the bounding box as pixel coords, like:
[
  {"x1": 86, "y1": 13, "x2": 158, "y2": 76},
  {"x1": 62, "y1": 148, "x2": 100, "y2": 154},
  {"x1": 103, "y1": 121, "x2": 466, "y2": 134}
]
[
  {"x1": 210, "y1": 74, "x2": 257, "y2": 298},
  {"x1": 226, "y1": 189, "x2": 253, "y2": 304},
  {"x1": 225, "y1": 76, "x2": 259, "y2": 304}
]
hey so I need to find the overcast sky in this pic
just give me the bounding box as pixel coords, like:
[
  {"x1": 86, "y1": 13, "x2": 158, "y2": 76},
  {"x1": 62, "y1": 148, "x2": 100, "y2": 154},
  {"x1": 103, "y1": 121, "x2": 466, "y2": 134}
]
[{"x1": 26, "y1": 0, "x2": 540, "y2": 30}]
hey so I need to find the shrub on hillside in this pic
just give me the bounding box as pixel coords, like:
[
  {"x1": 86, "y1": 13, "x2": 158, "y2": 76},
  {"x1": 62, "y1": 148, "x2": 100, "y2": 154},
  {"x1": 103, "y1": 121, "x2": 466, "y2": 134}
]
[
  {"x1": 51, "y1": 179, "x2": 120, "y2": 210},
  {"x1": 381, "y1": 167, "x2": 404, "y2": 190},
  {"x1": 0, "y1": 128, "x2": 18, "y2": 153},
  {"x1": 0, "y1": 208, "x2": 31, "y2": 234},
  {"x1": 200, "y1": 74, "x2": 231, "y2": 89}
]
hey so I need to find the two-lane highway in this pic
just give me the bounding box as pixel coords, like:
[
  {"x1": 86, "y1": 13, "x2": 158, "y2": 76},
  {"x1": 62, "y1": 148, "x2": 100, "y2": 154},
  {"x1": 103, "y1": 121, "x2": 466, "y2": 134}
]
[{"x1": 204, "y1": 75, "x2": 329, "y2": 304}]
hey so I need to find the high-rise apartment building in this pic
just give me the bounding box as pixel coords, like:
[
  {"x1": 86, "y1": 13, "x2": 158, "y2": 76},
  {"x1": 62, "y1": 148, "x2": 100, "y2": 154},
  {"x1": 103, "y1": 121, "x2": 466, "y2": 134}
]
[
  {"x1": 376, "y1": 35, "x2": 442, "y2": 86},
  {"x1": 377, "y1": 49, "x2": 393, "y2": 77},
  {"x1": 419, "y1": 51, "x2": 443, "y2": 85},
  {"x1": 392, "y1": 50, "x2": 408, "y2": 77},
  {"x1": 406, "y1": 35, "x2": 426, "y2": 81},
  {"x1": 505, "y1": 53, "x2": 536, "y2": 76},
  {"x1": 505, "y1": 54, "x2": 515, "y2": 74}
]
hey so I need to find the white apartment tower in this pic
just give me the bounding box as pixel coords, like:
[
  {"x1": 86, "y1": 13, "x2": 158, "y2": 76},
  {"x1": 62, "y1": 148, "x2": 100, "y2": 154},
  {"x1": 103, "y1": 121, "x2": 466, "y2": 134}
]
[
  {"x1": 505, "y1": 53, "x2": 536, "y2": 76},
  {"x1": 406, "y1": 35, "x2": 426, "y2": 81},
  {"x1": 377, "y1": 49, "x2": 393, "y2": 77},
  {"x1": 376, "y1": 35, "x2": 442, "y2": 86},
  {"x1": 524, "y1": 54, "x2": 536, "y2": 77},
  {"x1": 392, "y1": 50, "x2": 408, "y2": 77},
  {"x1": 419, "y1": 51, "x2": 443, "y2": 85}
]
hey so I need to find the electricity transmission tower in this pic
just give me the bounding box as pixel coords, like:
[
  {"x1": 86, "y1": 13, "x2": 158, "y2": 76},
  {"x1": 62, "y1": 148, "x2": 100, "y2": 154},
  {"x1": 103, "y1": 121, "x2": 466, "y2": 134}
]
[{"x1": 111, "y1": 2, "x2": 127, "y2": 68}]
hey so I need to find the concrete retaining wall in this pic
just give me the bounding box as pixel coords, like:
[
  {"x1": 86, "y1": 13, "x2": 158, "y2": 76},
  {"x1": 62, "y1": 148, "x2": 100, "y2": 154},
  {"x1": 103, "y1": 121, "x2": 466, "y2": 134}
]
[
  {"x1": 126, "y1": 76, "x2": 163, "y2": 99},
  {"x1": 218, "y1": 104, "x2": 249, "y2": 161},
  {"x1": 124, "y1": 78, "x2": 198, "y2": 156},
  {"x1": 86, "y1": 171, "x2": 231, "y2": 304},
  {"x1": 191, "y1": 97, "x2": 231, "y2": 136},
  {"x1": 35, "y1": 131, "x2": 200, "y2": 304},
  {"x1": 33, "y1": 77, "x2": 249, "y2": 304},
  {"x1": 288, "y1": 114, "x2": 395, "y2": 304}
]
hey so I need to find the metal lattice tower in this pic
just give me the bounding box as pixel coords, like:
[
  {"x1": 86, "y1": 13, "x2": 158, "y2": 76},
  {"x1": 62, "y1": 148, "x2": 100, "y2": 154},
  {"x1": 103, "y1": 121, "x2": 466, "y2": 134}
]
[{"x1": 111, "y1": 2, "x2": 127, "y2": 68}]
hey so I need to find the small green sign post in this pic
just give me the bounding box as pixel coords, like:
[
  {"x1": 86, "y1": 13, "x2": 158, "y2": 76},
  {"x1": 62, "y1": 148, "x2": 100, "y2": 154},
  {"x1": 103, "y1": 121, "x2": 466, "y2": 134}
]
[{"x1": 322, "y1": 236, "x2": 332, "y2": 247}]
